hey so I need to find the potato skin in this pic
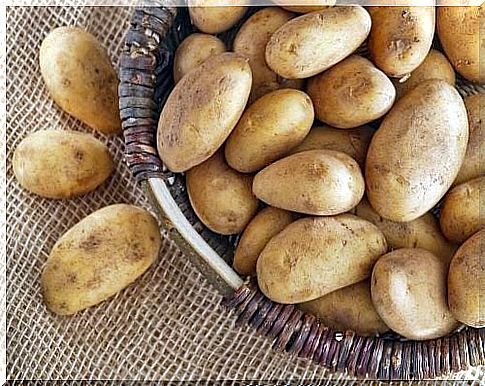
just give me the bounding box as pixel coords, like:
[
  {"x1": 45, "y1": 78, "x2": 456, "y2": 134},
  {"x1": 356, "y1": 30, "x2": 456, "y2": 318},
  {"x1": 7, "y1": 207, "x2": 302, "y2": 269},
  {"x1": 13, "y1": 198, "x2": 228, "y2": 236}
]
[
  {"x1": 371, "y1": 248, "x2": 458, "y2": 340},
  {"x1": 448, "y1": 230, "x2": 485, "y2": 328},
  {"x1": 366, "y1": 80, "x2": 469, "y2": 222},
  {"x1": 41, "y1": 204, "x2": 161, "y2": 315},
  {"x1": 173, "y1": 33, "x2": 225, "y2": 83},
  {"x1": 225, "y1": 89, "x2": 314, "y2": 173},
  {"x1": 279, "y1": 5, "x2": 331, "y2": 13},
  {"x1": 299, "y1": 280, "x2": 389, "y2": 336},
  {"x1": 39, "y1": 27, "x2": 121, "y2": 134},
  {"x1": 307, "y1": 55, "x2": 395, "y2": 128},
  {"x1": 157, "y1": 53, "x2": 252, "y2": 172},
  {"x1": 13, "y1": 130, "x2": 113, "y2": 199},
  {"x1": 440, "y1": 177, "x2": 484, "y2": 244},
  {"x1": 368, "y1": 7, "x2": 435, "y2": 78},
  {"x1": 265, "y1": 6, "x2": 371, "y2": 79},
  {"x1": 257, "y1": 214, "x2": 387, "y2": 303},
  {"x1": 253, "y1": 150, "x2": 365, "y2": 216},
  {"x1": 186, "y1": 151, "x2": 258, "y2": 235},
  {"x1": 188, "y1": 5, "x2": 247, "y2": 34},
  {"x1": 233, "y1": 207, "x2": 297, "y2": 276}
]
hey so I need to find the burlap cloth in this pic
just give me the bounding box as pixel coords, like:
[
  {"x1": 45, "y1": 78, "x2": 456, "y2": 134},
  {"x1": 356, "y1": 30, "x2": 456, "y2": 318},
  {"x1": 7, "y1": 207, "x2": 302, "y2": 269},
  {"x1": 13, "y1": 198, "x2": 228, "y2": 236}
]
[{"x1": 5, "y1": 5, "x2": 484, "y2": 382}]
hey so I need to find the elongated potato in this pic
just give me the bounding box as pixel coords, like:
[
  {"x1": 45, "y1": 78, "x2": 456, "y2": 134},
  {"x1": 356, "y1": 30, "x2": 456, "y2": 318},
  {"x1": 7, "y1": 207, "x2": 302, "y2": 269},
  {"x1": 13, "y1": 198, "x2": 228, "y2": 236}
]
[
  {"x1": 265, "y1": 6, "x2": 371, "y2": 79},
  {"x1": 257, "y1": 214, "x2": 387, "y2": 303},
  {"x1": 440, "y1": 177, "x2": 484, "y2": 244},
  {"x1": 366, "y1": 80, "x2": 469, "y2": 222},
  {"x1": 186, "y1": 151, "x2": 258, "y2": 235},
  {"x1": 368, "y1": 6, "x2": 435, "y2": 78},
  {"x1": 225, "y1": 89, "x2": 314, "y2": 173},
  {"x1": 299, "y1": 280, "x2": 389, "y2": 336},
  {"x1": 157, "y1": 53, "x2": 252, "y2": 172},
  {"x1": 42, "y1": 204, "x2": 161, "y2": 315},
  {"x1": 233, "y1": 207, "x2": 297, "y2": 276},
  {"x1": 40, "y1": 27, "x2": 121, "y2": 134},
  {"x1": 188, "y1": 3, "x2": 247, "y2": 34},
  {"x1": 307, "y1": 55, "x2": 396, "y2": 128},
  {"x1": 253, "y1": 150, "x2": 365, "y2": 216},
  {"x1": 13, "y1": 130, "x2": 113, "y2": 199}
]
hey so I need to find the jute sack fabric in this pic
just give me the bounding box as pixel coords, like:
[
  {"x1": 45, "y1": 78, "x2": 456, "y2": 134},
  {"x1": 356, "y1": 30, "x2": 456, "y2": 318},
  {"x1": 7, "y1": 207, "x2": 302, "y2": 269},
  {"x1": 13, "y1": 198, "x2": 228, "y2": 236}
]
[{"x1": 5, "y1": 5, "x2": 484, "y2": 382}]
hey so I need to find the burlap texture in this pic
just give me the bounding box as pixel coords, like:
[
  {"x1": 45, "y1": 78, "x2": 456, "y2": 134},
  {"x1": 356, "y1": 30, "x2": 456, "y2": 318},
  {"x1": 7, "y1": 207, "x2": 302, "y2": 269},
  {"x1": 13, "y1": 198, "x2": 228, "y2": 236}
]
[{"x1": 5, "y1": 5, "x2": 484, "y2": 382}]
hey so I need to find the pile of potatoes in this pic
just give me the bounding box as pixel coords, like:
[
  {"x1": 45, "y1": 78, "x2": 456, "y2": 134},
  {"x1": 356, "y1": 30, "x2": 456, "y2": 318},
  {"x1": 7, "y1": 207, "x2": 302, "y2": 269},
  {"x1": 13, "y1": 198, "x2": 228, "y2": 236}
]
[{"x1": 158, "y1": 5, "x2": 484, "y2": 339}]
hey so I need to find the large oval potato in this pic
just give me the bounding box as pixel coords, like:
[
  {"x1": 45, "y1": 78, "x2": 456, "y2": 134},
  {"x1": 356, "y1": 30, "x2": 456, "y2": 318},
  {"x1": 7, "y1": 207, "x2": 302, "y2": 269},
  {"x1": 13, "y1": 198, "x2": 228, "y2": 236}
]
[
  {"x1": 173, "y1": 33, "x2": 226, "y2": 83},
  {"x1": 157, "y1": 53, "x2": 252, "y2": 172},
  {"x1": 41, "y1": 204, "x2": 161, "y2": 315},
  {"x1": 13, "y1": 130, "x2": 113, "y2": 199},
  {"x1": 448, "y1": 230, "x2": 485, "y2": 328},
  {"x1": 440, "y1": 177, "x2": 484, "y2": 244},
  {"x1": 257, "y1": 214, "x2": 387, "y2": 303},
  {"x1": 39, "y1": 27, "x2": 121, "y2": 134},
  {"x1": 366, "y1": 80, "x2": 469, "y2": 222},
  {"x1": 188, "y1": 3, "x2": 247, "y2": 34},
  {"x1": 371, "y1": 248, "x2": 458, "y2": 340},
  {"x1": 233, "y1": 207, "x2": 297, "y2": 276},
  {"x1": 253, "y1": 150, "x2": 365, "y2": 216},
  {"x1": 367, "y1": 6, "x2": 435, "y2": 78},
  {"x1": 299, "y1": 280, "x2": 389, "y2": 336},
  {"x1": 265, "y1": 6, "x2": 371, "y2": 79},
  {"x1": 307, "y1": 55, "x2": 395, "y2": 128},
  {"x1": 225, "y1": 89, "x2": 314, "y2": 173},
  {"x1": 186, "y1": 151, "x2": 258, "y2": 235}
]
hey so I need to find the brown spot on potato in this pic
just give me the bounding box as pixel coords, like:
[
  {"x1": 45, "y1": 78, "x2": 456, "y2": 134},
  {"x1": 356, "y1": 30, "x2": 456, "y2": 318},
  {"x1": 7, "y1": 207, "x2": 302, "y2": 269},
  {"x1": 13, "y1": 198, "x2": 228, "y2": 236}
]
[{"x1": 78, "y1": 234, "x2": 101, "y2": 251}]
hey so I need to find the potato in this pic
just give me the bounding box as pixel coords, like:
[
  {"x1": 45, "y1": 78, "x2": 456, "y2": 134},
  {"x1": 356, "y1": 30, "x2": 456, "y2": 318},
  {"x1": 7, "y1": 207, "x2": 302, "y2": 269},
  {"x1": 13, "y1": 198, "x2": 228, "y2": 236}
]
[
  {"x1": 265, "y1": 6, "x2": 371, "y2": 79},
  {"x1": 307, "y1": 55, "x2": 396, "y2": 129},
  {"x1": 188, "y1": 3, "x2": 247, "y2": 34},
  {"x1": 233, "y1": 8, "x2": 303, "y2": 101},
  {"x1": 225, "y1": 89, "x2": 314, "y2": 173},
  {"x1": 366, "y1": 80, "x2": 469, "y2": 222},
  {"x1": 279, "y1": 5, "x2": 331, "y2": 13},
  {"x1": 448, "y1": 230, "x2": 485, "y2": 328},
  {"x1": 13, "y1": 130, "x2": 113, "y2": 199},
  {"x1": 253, "y1": 150, "x2": 365, "y2": 216},
  {"x1": 367, "y1": 6, "x2": 435, "y2": 78},
  {"x1": 157, "y1": 53, "x2": 252, "y2": 172},
  {"x1": 299, "y1": 280, "x2": 389, "y2": 336},
  {"x1": 257, "y1": 214, "x2": 387, "y2": 303},
  {"x1": 173, "y1": 33, "x2": 225, "y2": 83},
  {"x1": 437, "y1": 6, "x2": 483, "y2": 83},
  {"x1": 39, "y1": 27, "x2": 121, "y2": 134},
  {"x1": 454, "y1": 94, "x2": 484, "y2": 185},
  {"x1": 439, "y1": 177, "x2": 484, "y2": 244},
  {"x1": 233, "y1": 207, "x2": 297, "y2": 276},
  {"x1": 186, "y1": 151, "x2": 258, "y2": 235},
  {"x1": 371, "y1": 248, "x2": 458, "y2": 340},
  {"x1": 41, "y1": 204, "x2": 161, "y2": 315},
  {"x1": 289, "y1": 125, "x2": 374, "y2": 167}
]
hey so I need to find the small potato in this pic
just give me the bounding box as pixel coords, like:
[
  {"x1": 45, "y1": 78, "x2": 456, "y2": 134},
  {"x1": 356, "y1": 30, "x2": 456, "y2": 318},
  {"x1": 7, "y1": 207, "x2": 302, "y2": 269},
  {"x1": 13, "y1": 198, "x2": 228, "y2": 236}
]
[
  {"x1": 307, "y1": 55, "x2": 396, "y2": 129},
  {"x1": 173, "y1": 33, "x2": 226, "y2": 83},
  {"x1": 40, "y1": 27, "x2": 121, "y2": 134},
  {"x1": 41, "y1": 204, "x2": 161, "y2": 315},
  {"x1": 186, "y1": 151, "x2": 258, "y2": 235},
  {"x1": 188, "y1": 2, "x2": 247, "y2": 34},
  {"x1": 440, "y1": 177, "x2": 484, "y2": 244},
  {"x1": 299, "y1": 280, "x2": 389, "y2": 336},
  {"x1": 225, "y1": 89, "x2": 314, "y2": 173},
  {"x1": 253, "y1": 150, "x2": 365, "y2": 216},
  {"x1": 257, "y1": 214, "x2": 387, "y2": 303},
  {"x1": 233, "y1": 207, "x2": 297, "y2": 276},
  {"x1": 265, "y1": 6, "x2": 371, "y2": 79},
  {"x1": 13, "y1": 130, "x2": 113, "y2": 199},
  {"x1": 371, "y1": 248, "x2": 459, "y2": 340},
  {"x1": 448, "y1": 230, "x2": 485, "y2": 328}
]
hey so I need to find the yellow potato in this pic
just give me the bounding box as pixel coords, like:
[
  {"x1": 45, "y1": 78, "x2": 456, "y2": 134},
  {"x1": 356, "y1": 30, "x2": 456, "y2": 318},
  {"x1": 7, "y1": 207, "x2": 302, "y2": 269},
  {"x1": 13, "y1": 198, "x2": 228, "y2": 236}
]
[
  {"x1": 188, "y1": 3, "x2": 247, "y2": 34},
  {"x1": 275, "y1": 0, "x2": 335, "y2": 13},
  {"x1": 39, "y1": 27, "x2": 121, "y2": 134},
  {"x1": 13, "y1": 130, "x2": 113, "y2": 199},
  {"x1": 42, "y1": 204, "x2": 161, "y2": 315},
  {"x1": 366, "y1": 80, "x2": 469, "y2": 222},
  {"x1": 225, "y1": 89, "x2": 314, "y2": 173},
  {"x1": 257, "y1": 214, "x2": 387, "y2": 303},
  {"x1": 307, "y1": 55, "x2": 396, "y2": 128}
]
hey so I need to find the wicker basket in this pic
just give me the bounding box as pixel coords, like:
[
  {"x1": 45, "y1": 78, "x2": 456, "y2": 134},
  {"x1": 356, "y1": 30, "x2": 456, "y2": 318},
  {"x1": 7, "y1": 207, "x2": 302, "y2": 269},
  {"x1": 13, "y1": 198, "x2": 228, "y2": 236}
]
[{"x1": 119, "y1": 5, "x2": 485, "y2": 380}]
